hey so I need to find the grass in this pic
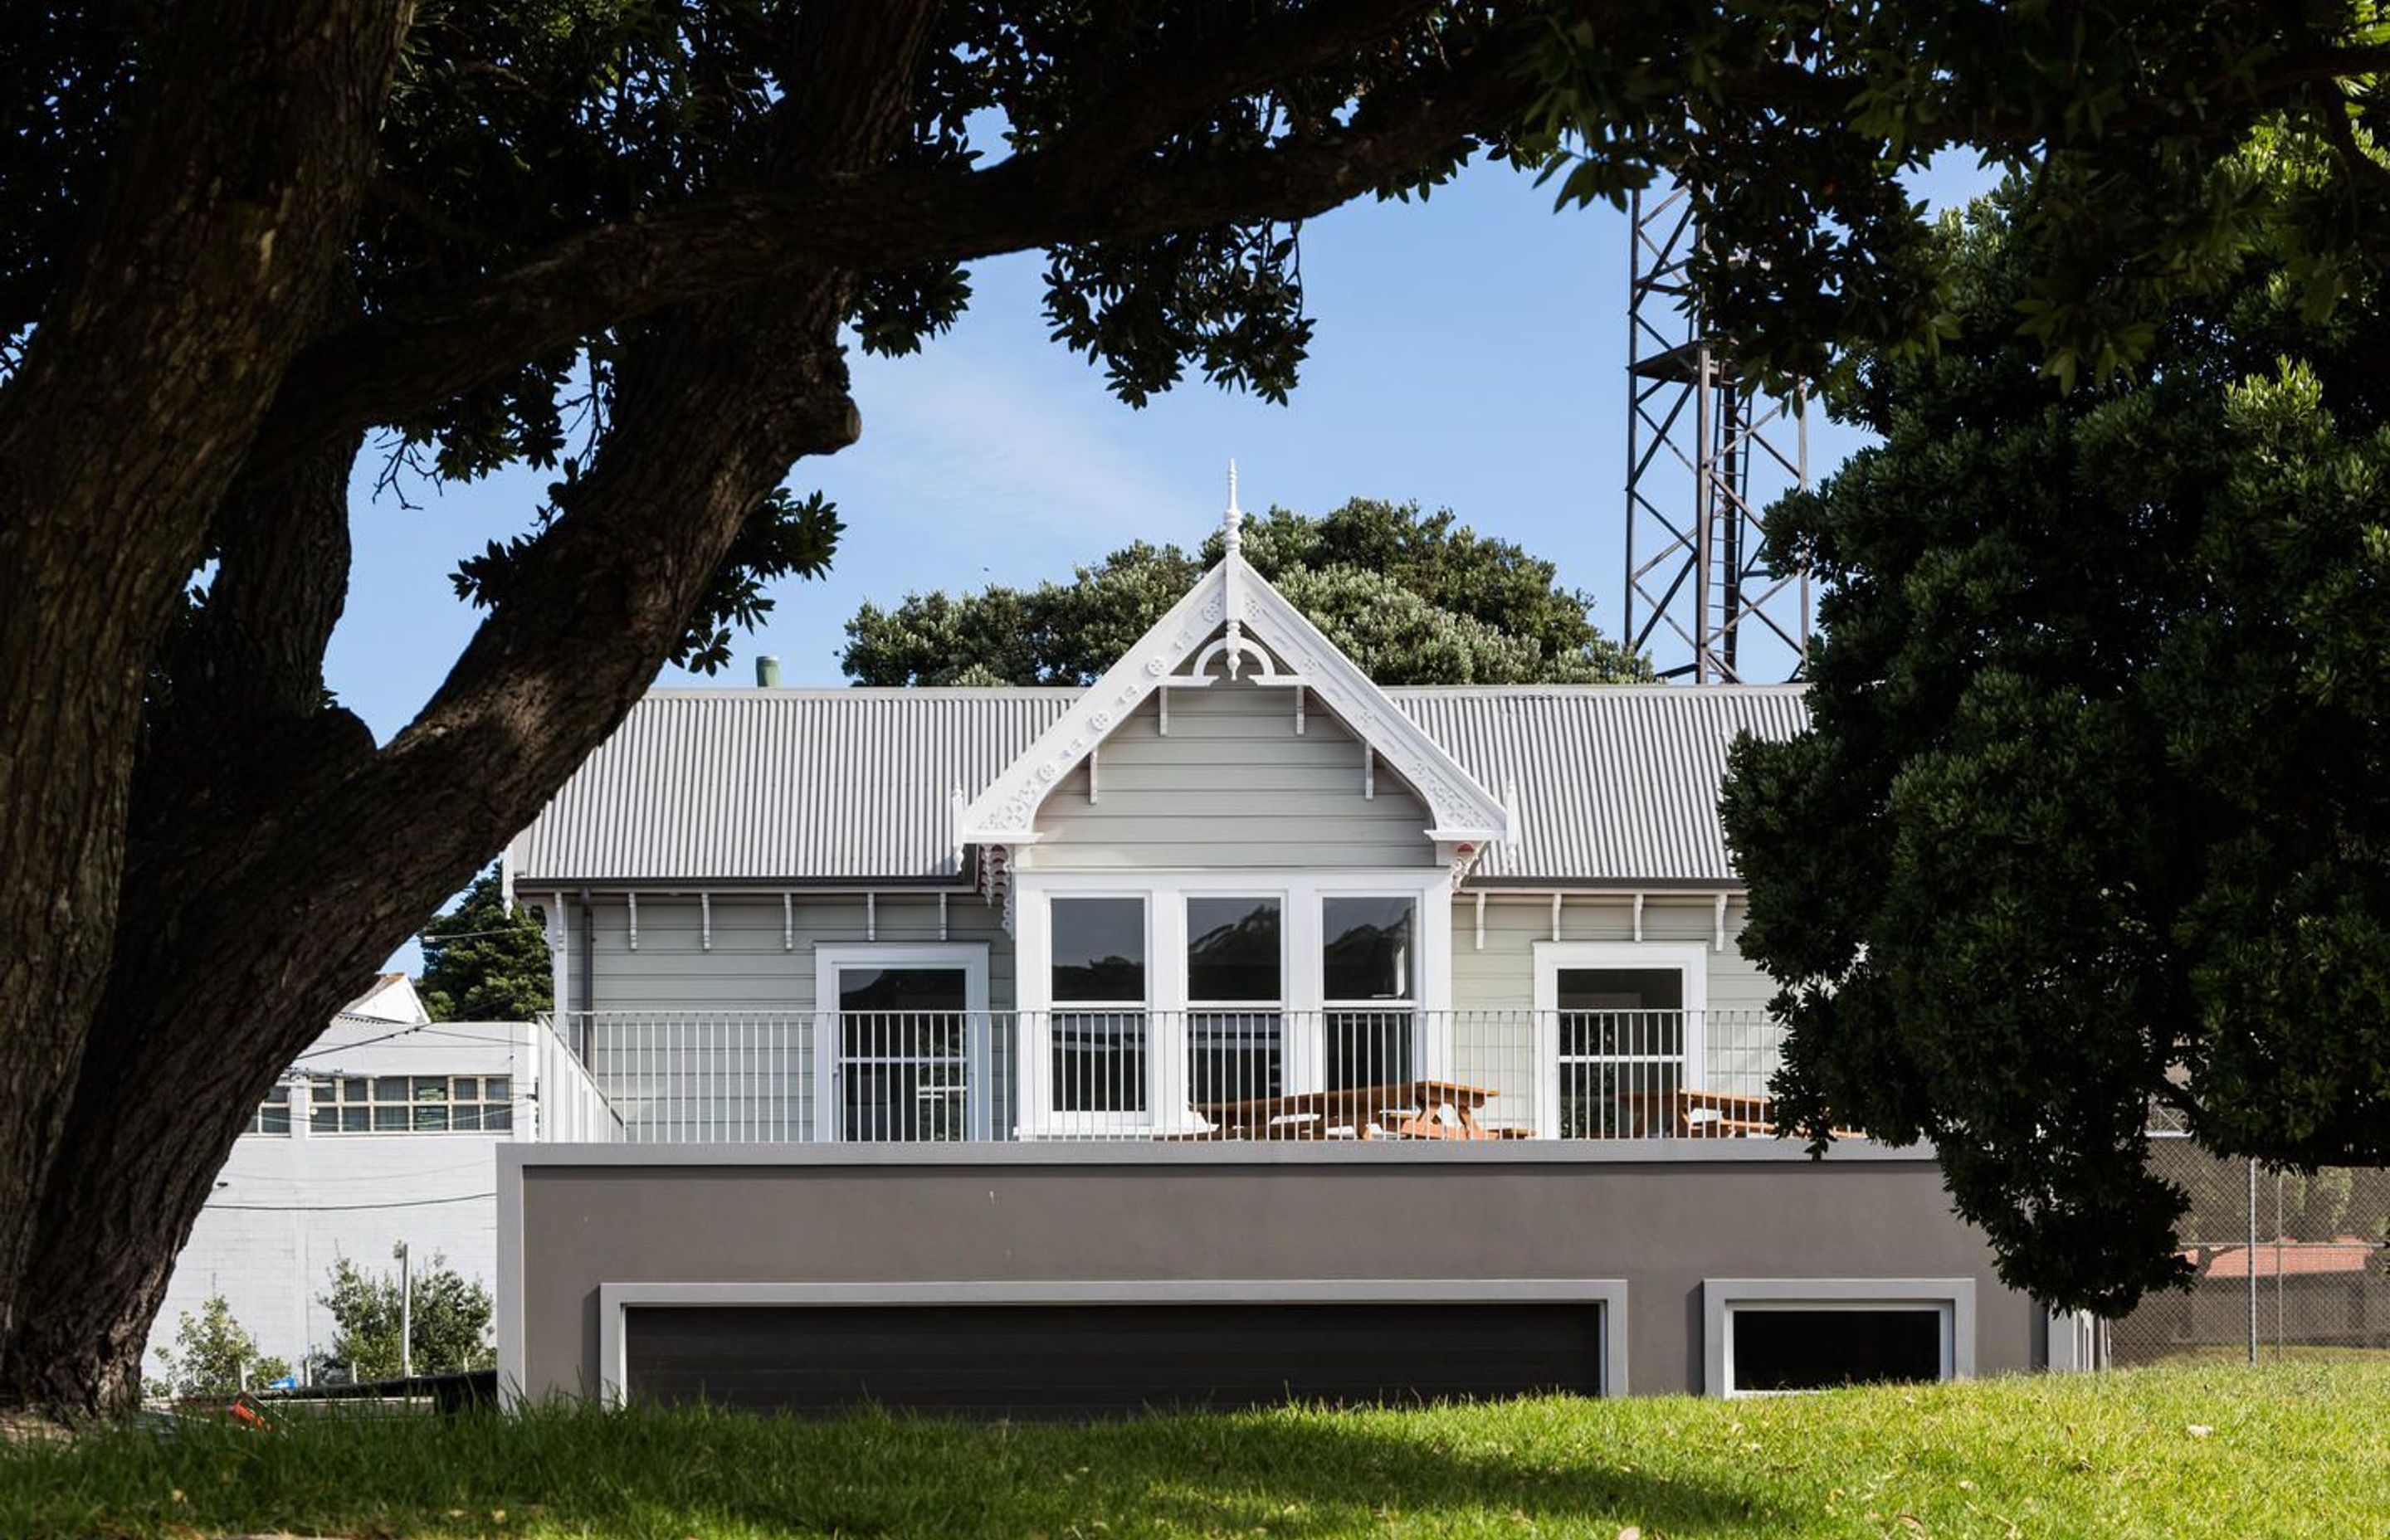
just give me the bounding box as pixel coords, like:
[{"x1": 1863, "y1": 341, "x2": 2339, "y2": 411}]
[{"x1": 4, "y1": 1363, "x2": 2386, "y2": 1539}]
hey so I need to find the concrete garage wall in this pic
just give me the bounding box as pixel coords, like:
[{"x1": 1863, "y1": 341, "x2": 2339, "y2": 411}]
[{"x1": 501, "y1": 1145, "x2": 2044, "y2": 1402}]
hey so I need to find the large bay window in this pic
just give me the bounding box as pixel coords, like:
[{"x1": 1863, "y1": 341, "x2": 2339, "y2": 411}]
[{"x1": 1019, "y1": 875, "x2": 1448, "y2": 1135}]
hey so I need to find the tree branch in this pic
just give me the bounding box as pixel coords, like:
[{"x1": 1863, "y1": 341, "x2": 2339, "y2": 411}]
[{"x1": 244, "y1": 14, "x2": 1538, "y2": 475}]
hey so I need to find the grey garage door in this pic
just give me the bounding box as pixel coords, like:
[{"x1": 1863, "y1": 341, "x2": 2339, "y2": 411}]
[{"x1": 624, "y1": 1301, "x2": 1602, "y2": 1417}]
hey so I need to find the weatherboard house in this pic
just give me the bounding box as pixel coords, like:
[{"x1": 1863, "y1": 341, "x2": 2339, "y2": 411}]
[{"x1": 498, "y1": 488, "x2": 2092, "y2": 1412}]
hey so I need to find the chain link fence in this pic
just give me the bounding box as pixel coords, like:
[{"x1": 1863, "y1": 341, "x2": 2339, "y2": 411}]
[{"x1": 2109, "y1": 1133, "x2": 2390, "y2": 1367}]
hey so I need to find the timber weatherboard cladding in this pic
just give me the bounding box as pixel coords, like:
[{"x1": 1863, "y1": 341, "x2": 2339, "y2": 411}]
[{"x1": 1022, "y1": 679, "x2": 1436, "y2": 870}]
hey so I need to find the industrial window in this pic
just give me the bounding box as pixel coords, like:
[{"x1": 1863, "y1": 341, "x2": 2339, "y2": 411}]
[
  {"x1": 1725, "y1": 1304, "x2": 1953, "y2": 1395},
  {"x1": 1322, "y1": 896, "x2": 1416, "y2": 1089},
  {"x1": 1050, "y1": 897, "x2": 1148, "y2": 1114},
  {"x1": 308, "y1": 1075, "x2": 514, "y2": 1134},
  {"x1": 242, "y1": 1082, "x2": 295, "y2": 1136}
]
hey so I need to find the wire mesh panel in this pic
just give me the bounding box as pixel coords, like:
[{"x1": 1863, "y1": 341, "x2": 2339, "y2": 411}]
[{"x1": 2111, "y1": 1137, "x2": 2390, "y2": 1367}]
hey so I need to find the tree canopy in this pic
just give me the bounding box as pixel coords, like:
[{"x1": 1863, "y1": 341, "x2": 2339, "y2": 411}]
[
  {"x1": 5, "y1": 0, "x2": 2390, "y2": 1415},
  {"x1": 417, "y1": 872, "x2": 554, "y2": 1024},
  {"x1": 317, "y1": 1249, "x2": 494, "y2": 1383},
  {"x1": 1720, "y1": 177, "x2": 2390, "y2": 1316},
  {"x1": 843, "y1": 498, "x2": 1647, "y2": 686}
]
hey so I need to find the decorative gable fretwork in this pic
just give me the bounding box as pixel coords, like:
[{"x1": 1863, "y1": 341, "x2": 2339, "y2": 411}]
[{"x1": 956, "y1": 476, "x2": 1515, "y2": 853}]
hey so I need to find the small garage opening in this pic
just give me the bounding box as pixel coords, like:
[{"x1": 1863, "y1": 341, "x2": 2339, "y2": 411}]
[{"x1": 624, "y1": 1300, "x2": 1603, "y2": 1418}]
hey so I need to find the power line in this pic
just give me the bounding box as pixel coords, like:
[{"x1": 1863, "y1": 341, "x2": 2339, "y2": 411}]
[{"x1": 211, "y1": 1192, "x2": 494, "y2": 1213}]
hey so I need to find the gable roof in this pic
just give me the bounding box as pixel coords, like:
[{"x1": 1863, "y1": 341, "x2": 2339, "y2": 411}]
[
  {"x1": 955, "y1": 537, "x2": 1513, "y2": 847},
  {"x1": 506, "y1": 683, "x2": 1806, "y2": 889}
]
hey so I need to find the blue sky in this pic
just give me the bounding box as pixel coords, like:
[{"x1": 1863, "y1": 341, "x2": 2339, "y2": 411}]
[{"x1": 339, "y1": 150, "x2": 1995, "y2": 960}]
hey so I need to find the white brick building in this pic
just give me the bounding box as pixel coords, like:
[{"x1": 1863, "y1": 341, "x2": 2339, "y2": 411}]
[{"x1": 150, "y1": 975, "x2": 615, "y2": 1378}]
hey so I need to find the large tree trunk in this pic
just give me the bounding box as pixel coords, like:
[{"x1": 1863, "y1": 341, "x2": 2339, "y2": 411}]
[
  {"x1": 0, "y1": 0, "x2": 412, "y2": 1398},
  {"x1": 0, "y1": 0, "x2": 1511, "y2": 1415},
  {"x1": 0, "y1": 2, "x2": 929, "y2": 1416}
]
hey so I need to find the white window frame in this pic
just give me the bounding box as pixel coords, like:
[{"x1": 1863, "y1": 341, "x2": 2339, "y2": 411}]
[
  {"x1": 1319, "y1": 892, "x2": 1422, "y2": 1092},
  {"x1": 812, "y1": 943, "x2": 992, "y2": 1143},
  {"x1": 1703, "y1": 1278, "x2": 1975, "y2": 1397},
  {"x1": 1183, "y1": 892, "x2": 1288, "y2": 1111},
  {"x1": 1016, "y1": 870, "x2": 1454, "y2": 1138},
  {"x1": 1531, "y1": 941, "x2": 1710, "y2": 1139}
]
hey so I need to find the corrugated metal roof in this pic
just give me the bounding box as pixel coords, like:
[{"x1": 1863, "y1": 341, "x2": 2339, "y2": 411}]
[
  {"x1": 508, "y1": 689, "x2": 1078, "y2": 885},
  {"x1": 507, "y1": 683, "x2": 1807, "y2": 887},
  {"x1": 1384, "y1": 685, "x2": 1809, "y2": 883}
]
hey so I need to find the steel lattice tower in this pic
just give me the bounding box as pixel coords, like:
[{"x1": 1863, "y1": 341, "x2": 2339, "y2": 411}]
[{"x1": 1623, "y1": 183, "x2": 1812, "y2": 683}]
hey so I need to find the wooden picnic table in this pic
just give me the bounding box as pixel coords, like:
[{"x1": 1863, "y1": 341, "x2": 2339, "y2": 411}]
[
  {"x1": 1188, "y1": 1079, "x2": 1519, "y2": 1141},
  {"x1": 1617, "y1": 1088, "x2": 1860, "y2": 1140}
]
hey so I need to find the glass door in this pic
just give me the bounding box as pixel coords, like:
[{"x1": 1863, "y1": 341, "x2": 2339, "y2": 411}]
[
  {"x1": 833, "y1": 965, "x2": 969, "y2": 1141},
  {"x1": 1554, "y1": 967, "x2": 1685, "y2": 1138}
]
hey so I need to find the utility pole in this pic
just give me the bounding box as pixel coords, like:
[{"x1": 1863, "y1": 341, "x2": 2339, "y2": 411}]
[
  {"x1": 1623, "y1": 180, "x2": 1812, "y2": 682},
  {"x1": 399, "y1": 1240, "x2": 413, "y2": 1380}
]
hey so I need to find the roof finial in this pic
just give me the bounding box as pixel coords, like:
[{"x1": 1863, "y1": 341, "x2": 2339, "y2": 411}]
[{"x1": 1223, "y1": 459, "x2": 1243, "y2": 557}]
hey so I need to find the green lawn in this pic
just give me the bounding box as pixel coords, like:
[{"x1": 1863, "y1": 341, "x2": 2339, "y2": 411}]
[{"x1": 6, "y1": 1363, "x2": 2384, "y2": 1539}]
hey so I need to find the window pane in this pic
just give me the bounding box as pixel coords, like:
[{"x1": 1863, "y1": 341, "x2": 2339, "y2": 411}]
[
  {"x1": 372, "y1": 1076, "x2": 409, "y2": 1103},
  {"x1": 371, "y1": 1105, "x2": 407, "y2": 1131},
  {"x1": 341, "y1": 1078, "x2": 369, "y2": 1103},
  {"x1": 484, "y1": 1104, "x2": 512, "y2": 1133},
  {"x1": 413, "y1": 1104, "x2": 450, "y2": 1132},
  {"x1": 1555, "y1": 967, "x2": 1683, "y2": 1011},
  {"x1": 342, "y1": 1107, "x2": 369, "y2": 1132},
  {"x1": 1326, "y1": 1010, "x2": 1413, "y2": 1089},
  {"x1": 1324, "y1": 898, "x2": 1414, "y2": 1001},
  {"x1": 1051, "y1": 899, "x2": 1144, "y2": 1001},
  {"x1": 311, "y1": 1105, "x2": 339, "y2": 1133},
  {"x1": 1188, "y1": 1011, "x2": 1281, "y2": 1105},
  {"x1": 838, "y1": 967, "x2": 966, "y2": 1013},
  {"x1": 256, "y1": 1104, "x2": 290, "y2": 1135},
  {"x1": 1731, "y1": 1308, "x2": 1944, "y2": 1392},
  {"x1": 412, "y1": 1076, "x2": 447, "y2": 1102},
  {"x1": 451, "y1": 1104, "x2": 484, "y2": 1133},
  {"x1": 1052, "y1": 1011, "x2": 1147, "y2": 1113},
  {"x1": 1187, "y1": 898, "x2": 1280, "y2": 1002},
  {"x1": 484, "y1": 1076, "x2": 510, "y2": 1102},
  {"x1": 451, "y1": 1077, "x2": 478, "y2": 1101}
]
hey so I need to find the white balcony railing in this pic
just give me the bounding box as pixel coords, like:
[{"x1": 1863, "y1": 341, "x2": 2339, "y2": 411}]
[{"x1": 551, "y1": 1009, "x2": 1800, "y2": 1146}]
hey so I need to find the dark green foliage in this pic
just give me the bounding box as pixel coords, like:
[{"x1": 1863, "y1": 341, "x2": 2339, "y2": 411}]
[
  {"x1": 316, "y1": 1248, "x2": 494, "y2": 1382},
  {"x1": 417, "y1": 870, "x2": 551, "y2": 1024},
  {"x1": 843, "y1": 498, "x2": 1649, "y2": 687},
  {"x1": 1523, "y1": 3, "x2": 2390, "y2": 391},
  {"x1": 1720, "y1": 178, "x2": 2390, "y2": 1315}
]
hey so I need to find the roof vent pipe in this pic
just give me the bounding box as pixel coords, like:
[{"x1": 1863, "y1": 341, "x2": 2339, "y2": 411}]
[{"x1": 754, "y1": 655, "x2": 782, "y2": 688}]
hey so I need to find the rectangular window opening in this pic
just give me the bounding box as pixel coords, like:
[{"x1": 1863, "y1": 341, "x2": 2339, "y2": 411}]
[
  {"x1": 306, "y1": 1072, "x2": 512, "y2": 1135},
  {"x1": 1051, "y1": 898, "x2": 1149, "y2": 1114},
  {"x1": 1729, "y1": 1305, "x2": 1949, "y2": 1394},
  {"x1": 1188, "y1": 897, "x2": 1281, "y2": 1107},
  {"x1": 1324, "y1": 897, "x2": 1416, "y2": 1089}
]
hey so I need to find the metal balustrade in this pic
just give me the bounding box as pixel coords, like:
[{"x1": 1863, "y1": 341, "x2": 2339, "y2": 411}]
[{"x1": 549, "y1": 1010, "x2": 1793, "y2": 1145}]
